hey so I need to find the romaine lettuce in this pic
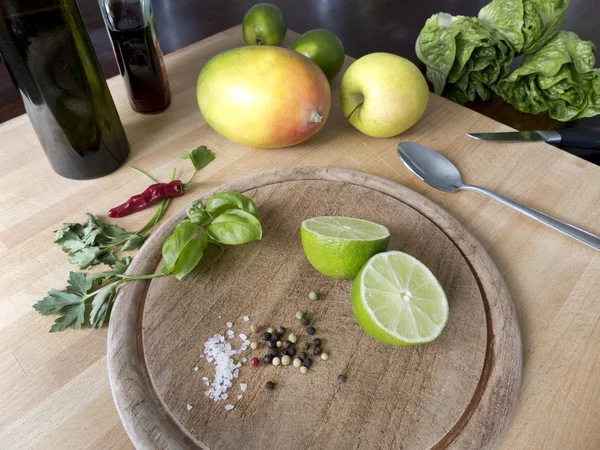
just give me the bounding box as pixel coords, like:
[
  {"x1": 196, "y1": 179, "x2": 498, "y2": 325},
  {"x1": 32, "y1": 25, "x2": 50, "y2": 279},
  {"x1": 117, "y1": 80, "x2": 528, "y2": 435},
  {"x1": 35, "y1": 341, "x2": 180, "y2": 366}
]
[
  {"x1": 478, "y1": 0, "x2": 570, "y2": 54},
  {"x1": 495, "y1": 31, "x2": 600, "y2": 121},
  {"x1": 416, "y1": 14, "x2": 514, "y2": 104}
]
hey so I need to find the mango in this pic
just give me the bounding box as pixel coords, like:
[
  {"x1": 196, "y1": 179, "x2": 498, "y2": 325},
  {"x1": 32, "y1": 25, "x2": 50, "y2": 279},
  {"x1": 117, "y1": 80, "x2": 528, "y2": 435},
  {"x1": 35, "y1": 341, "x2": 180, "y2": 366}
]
[{"x1": 197, "y1": 46, "x2": 331, "y2": 148}]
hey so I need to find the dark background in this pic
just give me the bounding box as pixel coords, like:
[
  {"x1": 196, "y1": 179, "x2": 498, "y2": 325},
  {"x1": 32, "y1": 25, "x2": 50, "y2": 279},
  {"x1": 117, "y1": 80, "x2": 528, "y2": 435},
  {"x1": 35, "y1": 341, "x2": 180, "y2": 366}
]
[{"x1": 1, "y1": 0, "x2": 599, "y2": 136}]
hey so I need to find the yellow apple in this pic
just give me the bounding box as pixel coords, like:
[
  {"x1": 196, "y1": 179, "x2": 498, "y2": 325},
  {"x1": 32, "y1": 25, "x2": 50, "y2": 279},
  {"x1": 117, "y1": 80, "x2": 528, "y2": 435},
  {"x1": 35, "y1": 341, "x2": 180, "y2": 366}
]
[{"x1": 340, "y1": 53, "x2": 429, "y2": 138}]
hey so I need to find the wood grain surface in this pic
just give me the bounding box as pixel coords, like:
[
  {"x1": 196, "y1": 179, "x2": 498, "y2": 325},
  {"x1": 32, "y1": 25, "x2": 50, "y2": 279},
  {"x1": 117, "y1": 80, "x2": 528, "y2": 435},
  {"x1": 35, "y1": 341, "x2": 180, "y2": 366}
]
[
  {"x1": 108, "y1": 168, "x2": 521, "y2": 449},
  {"x1": 0, "y1": 26, "x2": 599, "y2": 450}
]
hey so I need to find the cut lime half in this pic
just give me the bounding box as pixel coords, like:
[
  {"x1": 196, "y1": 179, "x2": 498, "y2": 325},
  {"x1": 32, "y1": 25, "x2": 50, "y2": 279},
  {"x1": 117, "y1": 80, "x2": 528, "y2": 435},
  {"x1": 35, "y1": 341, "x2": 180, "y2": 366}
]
[
  {"x1": 352, "y1": 251, "x2": 449, "y2": 345},
  {"x1": 300, "y1": 216, "x2": 390, "y2": 279}
]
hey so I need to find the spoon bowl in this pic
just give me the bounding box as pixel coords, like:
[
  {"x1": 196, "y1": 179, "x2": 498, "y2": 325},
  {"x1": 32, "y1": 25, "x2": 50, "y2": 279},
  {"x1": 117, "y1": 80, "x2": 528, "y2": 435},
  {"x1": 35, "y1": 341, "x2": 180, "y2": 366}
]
[
  {"x1": 397, "y1": 142, "x2": 464, "y2": 192},
  {"x1": 396, "y1": 141, "x2": 600, "y2": 251}
]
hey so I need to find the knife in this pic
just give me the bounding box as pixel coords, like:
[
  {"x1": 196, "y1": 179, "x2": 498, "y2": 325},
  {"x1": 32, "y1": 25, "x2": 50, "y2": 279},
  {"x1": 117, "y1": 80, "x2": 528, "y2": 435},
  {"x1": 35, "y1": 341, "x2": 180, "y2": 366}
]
[{"x1": 467, "y1": 128, "x2": 600, "y2": 151}]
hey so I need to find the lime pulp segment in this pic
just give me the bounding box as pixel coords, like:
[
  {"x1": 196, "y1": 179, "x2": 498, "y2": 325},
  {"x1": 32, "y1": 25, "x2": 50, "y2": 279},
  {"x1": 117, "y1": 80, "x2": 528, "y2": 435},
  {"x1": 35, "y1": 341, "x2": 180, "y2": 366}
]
[
  {"x1": 353, "y1": 251, "x2": 448, "y2": 345},
  {"x1": 301, "y1": 216, "x2": 390, "y2": 240}
]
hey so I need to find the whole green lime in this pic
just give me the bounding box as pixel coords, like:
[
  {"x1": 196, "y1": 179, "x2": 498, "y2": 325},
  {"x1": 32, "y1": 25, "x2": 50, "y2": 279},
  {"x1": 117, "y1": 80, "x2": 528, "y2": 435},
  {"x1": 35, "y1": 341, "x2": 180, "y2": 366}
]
[
  {"x1": 242, "y1": 3, "x2": 287, "y2": 46},
  {"x1": 300, "y1": 216, "x2": 390, "y2": 280},
  {"x1": 290, "y1": 29, "x2": 345, "y2": 80}
]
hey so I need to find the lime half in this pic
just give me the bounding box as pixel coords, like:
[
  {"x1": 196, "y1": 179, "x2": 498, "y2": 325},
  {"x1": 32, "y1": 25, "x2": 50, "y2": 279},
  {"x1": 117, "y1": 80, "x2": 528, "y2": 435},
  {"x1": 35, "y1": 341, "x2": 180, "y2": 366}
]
[
  {"x1": 352, "y1": 251, "x2": 449, "y2": 345},
  {"x1": 301, "y1": 216, "x2": 390, "y2": 280}
]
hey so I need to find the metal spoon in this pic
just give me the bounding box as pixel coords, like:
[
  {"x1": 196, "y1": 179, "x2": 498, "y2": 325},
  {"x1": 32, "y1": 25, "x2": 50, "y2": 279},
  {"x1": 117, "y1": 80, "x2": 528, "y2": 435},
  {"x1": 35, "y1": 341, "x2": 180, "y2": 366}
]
[{"x1": 397, "y1": 142, "x2": 600, "y2": 251}]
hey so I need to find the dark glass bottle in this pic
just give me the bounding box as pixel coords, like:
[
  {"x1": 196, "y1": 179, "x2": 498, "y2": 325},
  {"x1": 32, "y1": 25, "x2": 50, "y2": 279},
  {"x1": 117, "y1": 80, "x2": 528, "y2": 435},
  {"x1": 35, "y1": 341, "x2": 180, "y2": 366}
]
[
  {"x1": 0, "y1": 0, "x2": 130, "y2": 180},
  {"x1": 100, "y1": 0, "x2": 170, "y2": 113}
]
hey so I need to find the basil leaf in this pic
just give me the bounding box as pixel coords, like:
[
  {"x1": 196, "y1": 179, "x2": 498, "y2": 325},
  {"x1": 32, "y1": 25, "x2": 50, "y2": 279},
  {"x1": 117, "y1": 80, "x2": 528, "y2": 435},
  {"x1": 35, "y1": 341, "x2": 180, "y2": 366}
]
[
  {"x1": 206, "y1": 192, "x2": 260, "y2": 219},
  {"x1": 161, "y1": 220, "x2": 200, "y2": 272},
  {"x1": 186, "y1": 200, "x2": 211, "y2": 225},
  {"x1": 171, "y1": 234, "x2": 209, "y2": 280},
  {"x1": 207, "y1": 209, "x2": 262, "y2": 245}
]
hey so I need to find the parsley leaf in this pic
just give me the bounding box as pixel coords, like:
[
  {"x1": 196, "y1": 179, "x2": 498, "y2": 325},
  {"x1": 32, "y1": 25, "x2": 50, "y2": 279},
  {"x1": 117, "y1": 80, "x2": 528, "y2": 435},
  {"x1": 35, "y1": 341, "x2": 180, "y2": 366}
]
[
  {"x1": 33, "y1": 258, "x2": 131, "y2": 332},
  {"x1": 33, "y1": 289, "x2": 83, "y2": 315},
  {"x1": 181, "y1": 146, "x2": 215, "y2": 172},
  {"x1": 89, "y1": 284, "x2": 117, "y2": 328},
  {"x1": 67, "y1": 272, "x2": 92, "y2": 295},
  {"x1": 50, "y1": 303, "x2": 86, "y2": 332},
  {"x1": 69, "y1": 247, "x2": 102, "y2": 269}
]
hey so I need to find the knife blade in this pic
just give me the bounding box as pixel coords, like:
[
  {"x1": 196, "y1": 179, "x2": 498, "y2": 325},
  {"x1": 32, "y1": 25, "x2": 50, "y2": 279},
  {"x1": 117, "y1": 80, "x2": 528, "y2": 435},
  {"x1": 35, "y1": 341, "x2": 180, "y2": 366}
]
[
  {"x1": 467, "y1": 128, "x2": 600, "y2": 151},
  {"x1": 467, "y1": 131, "x2": 547, "y2": 143}
]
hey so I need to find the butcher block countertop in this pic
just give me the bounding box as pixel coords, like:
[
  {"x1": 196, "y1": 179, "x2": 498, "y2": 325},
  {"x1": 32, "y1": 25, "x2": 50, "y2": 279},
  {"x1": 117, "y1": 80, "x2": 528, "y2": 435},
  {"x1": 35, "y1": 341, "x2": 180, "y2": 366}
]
[{"x1": 0, "y1": 26, "x2": 599, "y2": 449}]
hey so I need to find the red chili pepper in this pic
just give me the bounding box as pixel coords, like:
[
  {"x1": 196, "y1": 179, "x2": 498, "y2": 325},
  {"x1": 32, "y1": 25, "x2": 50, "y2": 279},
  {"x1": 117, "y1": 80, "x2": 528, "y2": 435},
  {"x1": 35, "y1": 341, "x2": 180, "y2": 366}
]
[{"x1": 108, "y1": 180, "x2": 184, "y2": 218}]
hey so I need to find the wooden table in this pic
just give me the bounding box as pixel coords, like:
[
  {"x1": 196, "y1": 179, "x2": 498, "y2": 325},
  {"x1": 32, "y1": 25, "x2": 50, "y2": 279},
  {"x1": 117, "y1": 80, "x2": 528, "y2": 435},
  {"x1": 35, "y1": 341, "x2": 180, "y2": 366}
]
[{"x1": 0, "y1": 26, "x2": 599, "y2": 449}]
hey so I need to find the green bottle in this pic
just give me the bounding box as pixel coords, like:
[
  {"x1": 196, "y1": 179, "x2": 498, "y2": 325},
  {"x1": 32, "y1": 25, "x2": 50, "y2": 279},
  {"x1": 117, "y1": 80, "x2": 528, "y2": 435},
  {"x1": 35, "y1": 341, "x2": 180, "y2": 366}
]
[{"x1": 0, "y1": 0, "x2": 130, "y2": 179}]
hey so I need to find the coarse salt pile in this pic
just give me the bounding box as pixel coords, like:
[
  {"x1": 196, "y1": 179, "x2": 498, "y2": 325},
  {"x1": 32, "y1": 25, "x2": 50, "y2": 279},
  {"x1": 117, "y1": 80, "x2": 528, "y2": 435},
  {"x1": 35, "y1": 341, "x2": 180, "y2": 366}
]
[{"x1": 202, "y1": 329, "x2": 251, "y2": 402}]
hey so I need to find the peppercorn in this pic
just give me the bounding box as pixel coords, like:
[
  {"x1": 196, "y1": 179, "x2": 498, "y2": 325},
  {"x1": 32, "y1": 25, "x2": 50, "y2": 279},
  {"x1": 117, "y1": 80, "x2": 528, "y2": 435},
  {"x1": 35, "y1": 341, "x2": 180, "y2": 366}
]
[
  {"x1": 286, "y1": 346, "x2": 296, "y2": 357},
  {"x1": 281, "y1": 355, "x2": 291, "y2": 366},
  {"x1": 251, "y1": 357, "x2": 259, "y2": 367},
  {"x1": 293, "y1": 358, "x2": 302, "y2": 368},
  {"x1": 265, "y1": 381, "x2": 276, "y2": 390},
  {"x1": 263, "y1": 355, "x2": 273, "y2": 364},
  {"x1": 295, "y1": 311, "x2": 304, "y2": 320},
  {"x1": 300, "y1": 317, "x2": 310, "y2": 326},
  {"x1": 303, "y1": 342, "x2": 311, "y2": 350},
  {"x1": 277, "y1": 326, "x2": 286, "y2": 335},
  {"x1": 270, "y1": 333, "x2": 280, "y2": 342},
  {"x1": 267, "y1": 327, "x2": 274, "y2": 333},
  {"x1": 288, "y1": 333, "x2": 297, "y2": 344},
  {"x1": 272, "y1": 357, "x2": 281, "y2": 366},
  {"x1": 303, "y1": 358, "x2": 313, "y2": 368},
  {"x1": 250, "y1": 341, "x2": 258, "y2": 350},
  {"x1": 282, "y1": 340, "x2": 291, "y2": 349},
  {"x1": 337, "y1": 375, "x2": 346, "y2": 384},
  {"x1": 309, "y1": 291, "x2": 318, "y2": 301},
  {"x1": 312, "y1": 338, "x2": 321, "y2": 347},
  {"x1": 321, "y1": 352, "x2": 329, "y2": 361},
  {"x1": 300, "y1": 366, "x2": 308, "y2": 374},
  {"x1": 306, "y1": 326, "x2": 316, "y2": 335},
  {"x1": 269, "y1": 348, "x2": 278, "y2": 357},
  {"x1": 260, "y1": 332, "x2": 271, "y2": 341},
  {"x1": 276, "y1": 341, "x2": 282, "y2": 348},
  {"x1": 250, "y1": 324, "x2": 259, "y2": 333},
  {"x1": 313, "y1": 347, "x2": 322, "y2": 356},
  {"x1": 299, "y1": 352, "x2": 307, "y2": 361},
  {"x1": 267, "y1": 340, "x2": 277, "y2": 349}
]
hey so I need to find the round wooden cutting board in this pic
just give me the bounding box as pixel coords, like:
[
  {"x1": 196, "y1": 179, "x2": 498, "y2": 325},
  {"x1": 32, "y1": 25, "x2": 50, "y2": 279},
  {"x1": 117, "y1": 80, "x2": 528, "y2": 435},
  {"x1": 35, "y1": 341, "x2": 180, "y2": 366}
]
[{"x1": 108, "y1": 167, "x2": 522, "y2": 450}]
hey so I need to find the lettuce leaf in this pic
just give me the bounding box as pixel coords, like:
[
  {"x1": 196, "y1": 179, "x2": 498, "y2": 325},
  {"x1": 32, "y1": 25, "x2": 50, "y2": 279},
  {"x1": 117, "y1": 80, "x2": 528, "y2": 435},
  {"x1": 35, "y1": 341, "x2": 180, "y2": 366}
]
[
  {"x1": 416, "y1": 14, "x2": 514, "y2": 104},
  {"x1": 478, "y1": 0, "x2": 570, "y2": 54},
  {"x1": 495, "y1": 31, "x2": 600, "y2": 121}
]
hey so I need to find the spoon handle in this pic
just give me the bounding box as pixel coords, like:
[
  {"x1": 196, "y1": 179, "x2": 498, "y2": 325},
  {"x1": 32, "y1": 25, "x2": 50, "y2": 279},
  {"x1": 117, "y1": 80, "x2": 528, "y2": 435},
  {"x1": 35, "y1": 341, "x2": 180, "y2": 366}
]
[{"x1": 462, "y1": 185, "x2": 600, "y2": 251}]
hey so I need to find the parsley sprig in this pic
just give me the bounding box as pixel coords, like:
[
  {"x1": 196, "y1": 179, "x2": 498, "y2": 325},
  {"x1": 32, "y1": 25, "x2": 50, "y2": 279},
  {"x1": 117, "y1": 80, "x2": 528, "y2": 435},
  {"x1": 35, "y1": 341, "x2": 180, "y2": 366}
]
[
  {"x1": 54, "y1": 146, "x2": 216, "y2": 271},
  {"x1": 34, "y1": 146, "x2": 230, "y2": 332}
]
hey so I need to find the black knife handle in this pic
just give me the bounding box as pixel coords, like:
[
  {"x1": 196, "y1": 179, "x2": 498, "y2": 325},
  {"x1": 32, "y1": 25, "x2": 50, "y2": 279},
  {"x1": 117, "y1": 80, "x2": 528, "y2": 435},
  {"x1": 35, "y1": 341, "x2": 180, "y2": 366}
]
[{"x1": 558, "y1": 128, "x2": 600, "y2": 151}]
